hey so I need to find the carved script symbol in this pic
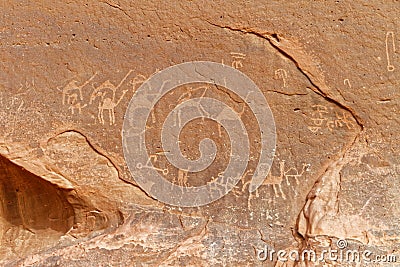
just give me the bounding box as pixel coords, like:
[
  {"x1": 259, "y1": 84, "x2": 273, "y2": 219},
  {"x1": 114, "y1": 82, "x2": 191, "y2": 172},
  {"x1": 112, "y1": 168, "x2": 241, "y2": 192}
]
[
  {"x1": 385, "y1": 31, "x2": 396, "y2": 72},
  {"x1": 274, "y1": 69, "x2": 288, "y2": 88},
  {"x1": 230, "y1": 52, "x2": 246, "y2": 69},
  {"x1": 343, "y1": 79, "x2": 351, "y2": 88}
]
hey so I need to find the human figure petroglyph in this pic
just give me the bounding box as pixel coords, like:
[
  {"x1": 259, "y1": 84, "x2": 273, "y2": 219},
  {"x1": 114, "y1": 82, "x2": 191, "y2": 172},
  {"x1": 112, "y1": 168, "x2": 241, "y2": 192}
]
[
  {"x1": 129, "y1": 74, "x2": 147, "y2": 93},
  {"x1": 385, "y1": 31, "x2": 396, "y2": 72},
  {"x1": 274, "y1": 69, "x2": 288, "y2": 88},
  {"x1": 177, "y1": 169, "x2": 189, "y2": 187},
  {"x1": 61, "y1": 73, "x2": 97, "y2": 109}
]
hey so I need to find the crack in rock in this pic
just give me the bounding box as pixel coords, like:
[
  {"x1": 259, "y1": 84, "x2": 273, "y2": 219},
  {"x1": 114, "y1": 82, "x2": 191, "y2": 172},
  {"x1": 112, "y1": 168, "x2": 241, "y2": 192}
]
[{"x1": 205, "y1": 21, "x2": 364, "y2": 130}]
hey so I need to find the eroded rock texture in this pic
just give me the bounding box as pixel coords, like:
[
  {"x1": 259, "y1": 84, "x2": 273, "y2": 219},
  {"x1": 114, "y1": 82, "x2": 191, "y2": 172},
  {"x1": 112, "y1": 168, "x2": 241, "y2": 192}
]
[{"x1": 0, "y1": 1, "x2": 399, "y2": 266}]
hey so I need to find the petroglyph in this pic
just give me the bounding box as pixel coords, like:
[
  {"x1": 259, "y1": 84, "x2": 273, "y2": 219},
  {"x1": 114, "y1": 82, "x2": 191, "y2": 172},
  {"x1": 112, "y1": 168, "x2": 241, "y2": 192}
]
[
  {"x1": 58, "y1": 70, "x2": 146, "y2": 122},
  {"x1": 385, "y1": 31, "x2": 396, "y2": 72},
  {"x1": 230, "y1": 52, "x2": 246, "y2": 69},
  {"x1": 307, "y1": 104, "x2": 356, "y2": 133},
  {"x1": 123, "y1": 61, "x2": 276, "y2": 206},
  {"x1": 262, "y1": 160, "x2": 310, "y2": 199},
  {"x1": 61, "y1": 73, "x2": 97, "y2": 114},
  {"x1": 274, "y1": 69, "x2": 288, "y2": 88},
  {"x1": 344, "y1": 78, "x2": 351, "y2": 88},
  {"x1": 136, "y1": 155, "x2": 169, "y2": 175},
  {"x1": 90, "y1": 70, "x2": 134, "y2": 125}
]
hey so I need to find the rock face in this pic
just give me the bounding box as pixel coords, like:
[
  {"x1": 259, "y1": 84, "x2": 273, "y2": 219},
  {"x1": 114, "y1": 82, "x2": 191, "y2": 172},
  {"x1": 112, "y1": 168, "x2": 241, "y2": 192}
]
[{"x1": 0, "y1": 1, "x2": 399, "y2": 266}]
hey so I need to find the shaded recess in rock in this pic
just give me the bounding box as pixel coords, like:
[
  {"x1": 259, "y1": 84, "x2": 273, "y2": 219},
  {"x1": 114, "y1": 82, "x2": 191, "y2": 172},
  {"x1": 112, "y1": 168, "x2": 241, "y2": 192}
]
[{"x1": 0, "y1": 154, "x2": 74, "y2": 256}]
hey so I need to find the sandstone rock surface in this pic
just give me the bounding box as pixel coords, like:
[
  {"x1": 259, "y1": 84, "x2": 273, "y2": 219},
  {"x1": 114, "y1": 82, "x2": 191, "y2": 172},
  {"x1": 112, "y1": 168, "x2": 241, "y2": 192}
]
[{"x1": 0, "y1": 1, "x2": 399, "y2": 266}]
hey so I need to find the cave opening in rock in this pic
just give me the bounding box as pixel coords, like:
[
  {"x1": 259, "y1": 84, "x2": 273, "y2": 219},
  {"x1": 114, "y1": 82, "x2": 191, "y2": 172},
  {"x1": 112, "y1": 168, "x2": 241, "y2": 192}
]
[{"x1": 0, "y1": 154, "x2": 75, "y2": 258}]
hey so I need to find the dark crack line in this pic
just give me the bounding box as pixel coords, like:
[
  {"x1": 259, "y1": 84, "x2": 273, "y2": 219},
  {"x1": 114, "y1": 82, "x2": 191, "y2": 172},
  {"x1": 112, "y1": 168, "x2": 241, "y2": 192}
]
[
  {"x1": 213, "y1": 84, "x2": 243, "y2": 104},
  {"x1": 266, "y1": 90, "x2": 308, "y2": 96},
  {"x1": 53, "y1": 129, "x2": 121, "y2": 176},
  {"x1": 49, "y1": 129, "x2": 152, "y2": 199},
  {"x1": 100, "y1": 1, "x2": 134, "y2": 20}
]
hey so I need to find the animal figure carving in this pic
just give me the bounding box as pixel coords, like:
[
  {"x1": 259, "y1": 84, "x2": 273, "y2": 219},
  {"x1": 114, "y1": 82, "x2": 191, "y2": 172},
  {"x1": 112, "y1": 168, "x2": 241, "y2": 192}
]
[
  {"x1": 61, "y1": 73, "x2": 97, "y2": 108},
  {"x1": 90, "y1": 70, "x2": 143, "y2": 125},
  {"x1": 261, "y1": 160, "x2": 310, "y2": 199},
  {"x1": 96, "y1": 88, "x2": 128, "y2": 125}
]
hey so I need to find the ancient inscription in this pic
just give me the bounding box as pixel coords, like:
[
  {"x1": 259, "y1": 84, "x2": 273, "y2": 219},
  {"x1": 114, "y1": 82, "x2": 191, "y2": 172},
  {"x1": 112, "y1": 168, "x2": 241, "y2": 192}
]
[{"x1": 122, "y1": 61, "x2": 276, "y2": 207}]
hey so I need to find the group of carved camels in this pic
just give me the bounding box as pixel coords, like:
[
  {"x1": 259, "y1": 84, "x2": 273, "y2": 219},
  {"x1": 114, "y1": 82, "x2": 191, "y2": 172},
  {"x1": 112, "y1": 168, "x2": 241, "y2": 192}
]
[{"x1": 61, "y1": 70, "x2": 146, "y2": 125}]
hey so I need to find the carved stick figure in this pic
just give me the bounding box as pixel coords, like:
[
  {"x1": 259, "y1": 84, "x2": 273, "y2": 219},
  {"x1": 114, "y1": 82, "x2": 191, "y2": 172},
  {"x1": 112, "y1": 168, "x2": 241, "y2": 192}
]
[
  {"x1": 129, "y1": 74, "x2": 147, "y2": 93},
  {"x1": 344, "y1": 79, "x2": 351, "y2": 88},
  {"x1": 385, "y1": 31, "x2": 396, "y2": 72},
  {"x1": 61, "y1": 73, "x2": 97, "y2": 105},
  {"x1": 177, "y1": 169, "x2": 189, "y2": 187},
  {"x1": 274, "y1": 69, "x2": 288, "y2": 87}
]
